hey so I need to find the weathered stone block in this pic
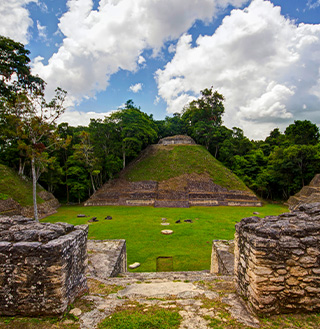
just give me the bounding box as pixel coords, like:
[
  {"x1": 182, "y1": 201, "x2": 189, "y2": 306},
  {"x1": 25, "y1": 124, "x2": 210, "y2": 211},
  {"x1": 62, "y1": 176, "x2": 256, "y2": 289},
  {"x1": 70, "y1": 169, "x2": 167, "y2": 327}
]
[
  {"x1": 235, "y1": 203, "x2": 320, "y2": 315},
  {"x1": 210, "y1": 240, "x2": 234, "y2": 275},
  {"x1": 0, "y1": 216, "x2": 88, "y2": 316}
]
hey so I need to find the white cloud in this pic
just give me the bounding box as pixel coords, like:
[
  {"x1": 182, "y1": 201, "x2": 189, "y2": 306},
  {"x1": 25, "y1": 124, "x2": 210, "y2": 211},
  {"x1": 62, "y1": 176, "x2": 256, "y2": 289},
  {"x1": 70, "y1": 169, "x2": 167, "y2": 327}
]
[
  {"x1": 36, "y1": 20, "x2": 47, "y2": 41},
  {"x1": 154, "y1": 96, "x2": 160, "y2": 105},
  {"x1": 37, "y1": 1, "x2": 48, "y2": 13},
  {"x1": 0, "y1": 0, "x2": 37, "y2": 44},
  {"x1": 31, "y1": 0, "x2": 248, "y2": 105},
  {"x1": 307, "y1": 0, "x2": 320, "y2": 9},
  {"x1": 129, "y1": 83, "x2": 143, "y2": 93},
  {"x1": 156, "y1": 0, "x2": 320, "y2": 139},
  {"x1": 58, "y1": 109, "x2": 114, "y2": 127},
  {"x1": 138, "y1": 56, "x2": 146, "y2": 65}
]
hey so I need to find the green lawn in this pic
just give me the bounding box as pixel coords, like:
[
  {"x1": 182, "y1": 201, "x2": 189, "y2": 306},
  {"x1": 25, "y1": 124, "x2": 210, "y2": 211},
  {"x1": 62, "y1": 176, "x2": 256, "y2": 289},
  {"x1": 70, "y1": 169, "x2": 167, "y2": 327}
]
[{"x1": 43, "y1": 204, "x2": 288, "y2": 272}]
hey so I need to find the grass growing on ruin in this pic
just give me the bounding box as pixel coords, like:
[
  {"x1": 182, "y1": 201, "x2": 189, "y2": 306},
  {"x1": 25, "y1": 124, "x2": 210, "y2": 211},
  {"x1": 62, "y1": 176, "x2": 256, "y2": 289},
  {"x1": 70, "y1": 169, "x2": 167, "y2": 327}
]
[
  {"x1": 0, "y1": 164, "x2": 44, "y2": 207},
  {"x1": 124, "y1": 145, "x2": 249, "y2": 191},
  {"x1": 44, "y1": 203, "x2": 287, "y2": 272},
  {"x1": 98, "y1": 305, "x2": 181, "y2": 329}
]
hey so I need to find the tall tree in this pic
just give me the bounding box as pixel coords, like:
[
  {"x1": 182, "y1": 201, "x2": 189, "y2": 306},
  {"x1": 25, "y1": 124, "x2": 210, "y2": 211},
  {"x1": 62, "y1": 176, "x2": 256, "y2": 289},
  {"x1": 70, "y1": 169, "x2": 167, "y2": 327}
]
[
  {"x1": 285, "y1": 120, "x2": 320, "y2": 145},
  {"x1": 182, "y1": 88, "x2": 225, "y2": 153},
  {"x1": 13, "y1": 87, "x2": 67, "y2": 221},
  {"x1": 107, "y1": 101, "x2": 157, "y2": 168}
]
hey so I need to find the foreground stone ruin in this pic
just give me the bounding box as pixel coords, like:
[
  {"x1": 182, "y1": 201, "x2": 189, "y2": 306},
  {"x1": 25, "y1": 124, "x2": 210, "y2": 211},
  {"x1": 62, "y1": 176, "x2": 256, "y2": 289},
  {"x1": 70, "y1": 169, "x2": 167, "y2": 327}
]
[
  {"x1": 210, "y1": 240, "x2": 235, "y2": 275},
  {"x1": 87, "y1": 239, "x2": 127, "y2": 279},
  {"x1": 235, "y1": 203, "x2": 320, "y2": 315},
  {"x1": 0, "y1": 216, "x2": 88, "y2": 316}
]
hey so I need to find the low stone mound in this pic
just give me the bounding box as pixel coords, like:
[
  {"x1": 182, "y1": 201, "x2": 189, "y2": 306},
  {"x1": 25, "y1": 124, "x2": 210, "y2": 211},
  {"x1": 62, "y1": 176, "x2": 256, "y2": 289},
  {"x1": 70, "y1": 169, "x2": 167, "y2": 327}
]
[{"x1": 287, "y1": 174, "x2": 320, "y2": 210}]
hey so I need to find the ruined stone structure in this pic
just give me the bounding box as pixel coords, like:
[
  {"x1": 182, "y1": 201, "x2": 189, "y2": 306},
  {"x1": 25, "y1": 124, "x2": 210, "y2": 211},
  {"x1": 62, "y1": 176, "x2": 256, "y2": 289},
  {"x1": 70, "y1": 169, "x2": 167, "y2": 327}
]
[
  {"x1": 287, "y1": 174, "x2": 320, "y2": 210},
  {"x1": 85, "y1": 174, "x2": 261, "y2": 208},
  {"x1": 85, "y1": 135, "x2": 261, "y2": 208},
  {"x1": 235, "y1": 203, "x2": 320, "y2": 315},
  {"x1": 0, "y1": 190, "x2": 60, "y2": 219},
  {"x1": 210, "y1": 240, "x2": 234, "y2": 275},
  {"x1": 158, "y1": 135, "x2": 196, "y2": 145},
  {"x1": 0, "y1": 216, "x2": 88, "y2": 316},
  {"x1": 87, "y1": 239, "x2": 127, "y2": 279}
]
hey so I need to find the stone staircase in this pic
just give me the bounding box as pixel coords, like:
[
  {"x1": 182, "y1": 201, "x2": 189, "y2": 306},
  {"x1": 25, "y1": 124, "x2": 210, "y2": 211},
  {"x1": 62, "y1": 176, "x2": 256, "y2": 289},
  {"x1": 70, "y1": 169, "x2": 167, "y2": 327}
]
[
  {"x1": 287, "y1": 174, "x2": 320, "y2": 210},
  {"x1": 85, "y1": 176, "x2": 261, "y2": 208}
]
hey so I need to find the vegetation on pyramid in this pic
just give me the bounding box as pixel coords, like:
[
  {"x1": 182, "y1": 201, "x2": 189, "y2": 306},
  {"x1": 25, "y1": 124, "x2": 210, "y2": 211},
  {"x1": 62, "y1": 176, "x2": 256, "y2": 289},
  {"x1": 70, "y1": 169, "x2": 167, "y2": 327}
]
[
  {"x1": 85, "y1": 136, "x2": 261, "y2": 208},
  {"x1": 0, "y1": 164, "x2": 59, "y2": 218}
]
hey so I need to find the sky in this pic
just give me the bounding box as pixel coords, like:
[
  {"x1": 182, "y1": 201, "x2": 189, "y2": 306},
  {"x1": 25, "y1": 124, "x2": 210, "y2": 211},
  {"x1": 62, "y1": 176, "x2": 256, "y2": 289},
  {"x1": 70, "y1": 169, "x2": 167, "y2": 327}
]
[{"x1": 1, "y1": 0, "x2": 320, "y2": 139}]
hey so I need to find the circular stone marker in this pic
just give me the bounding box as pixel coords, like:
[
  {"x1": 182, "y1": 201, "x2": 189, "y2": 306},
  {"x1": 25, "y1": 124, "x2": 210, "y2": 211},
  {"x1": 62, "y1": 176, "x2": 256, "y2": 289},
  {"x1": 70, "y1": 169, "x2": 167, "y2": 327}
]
[
  {"x1": 161, "y1": 222, "x2": 170, "y2": 226},
  {"x1": 161, "y1": 229, "x2": 173, "y2": 235},
  {"x1": 129, "y1": 262, "x2": 141, "y2": 269}
]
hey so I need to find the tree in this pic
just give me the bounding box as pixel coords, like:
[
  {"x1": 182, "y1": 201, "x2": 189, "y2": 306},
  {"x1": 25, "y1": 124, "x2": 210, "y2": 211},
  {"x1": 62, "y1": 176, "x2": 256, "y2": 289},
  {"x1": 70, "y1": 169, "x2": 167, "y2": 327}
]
[
  {"x1": 73, "y1": 130, "x2": 99, "y2": 194},
  {"x1": 182, "y1": 88, "x2": 225, "y2": 153},
  {"x1": 285, "y1": 120, "x2": 320, "y2": 145},
  {"x1": 0, "y1": 35, "x2": 68, "y2": 221},
  {"x1": 0, "y1": 36, "x2": 43, "y2": 95},
  {"x1": 107, "y1": 101, "x2": 157, "y2": 168},
  {"x1": 13, "y1": 88, "x2": 67, "y2": 221}
]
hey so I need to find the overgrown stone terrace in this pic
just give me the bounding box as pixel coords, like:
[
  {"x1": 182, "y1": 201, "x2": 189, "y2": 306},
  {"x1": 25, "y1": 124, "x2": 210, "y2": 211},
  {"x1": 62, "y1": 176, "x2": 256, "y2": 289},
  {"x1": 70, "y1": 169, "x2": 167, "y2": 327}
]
[
  {"x1": 85, "y1": 135, "x2": 261, "y2": 208},
  {"x1": 287, "y1": 174, "x2": 320, "y2": 210},
  {"x1": 235, "y1": 202, "x2": 320, "y2": 315},
  {"x1": 0, "y1": 216, "x2": 88, "y2": 316}
]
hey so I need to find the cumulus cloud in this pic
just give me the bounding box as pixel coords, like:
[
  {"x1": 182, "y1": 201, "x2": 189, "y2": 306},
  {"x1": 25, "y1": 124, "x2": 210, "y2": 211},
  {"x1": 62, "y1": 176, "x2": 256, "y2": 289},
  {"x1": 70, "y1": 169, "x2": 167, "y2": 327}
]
[
  {"x1": 155, "y1": 0, "x2": 320, "y2": 139},
  {"x1": 129, "y1": 83, "x2": 143, "y2": 93},
  {"x1": 0, "y1": 0, "x2": 37, "y2": 44},
  {"x1": 31, "y1": 0, "x2": 248, "y2": 104},
  {"x1": 58, "y1": 109, "x2": 114, "y2": 127}
]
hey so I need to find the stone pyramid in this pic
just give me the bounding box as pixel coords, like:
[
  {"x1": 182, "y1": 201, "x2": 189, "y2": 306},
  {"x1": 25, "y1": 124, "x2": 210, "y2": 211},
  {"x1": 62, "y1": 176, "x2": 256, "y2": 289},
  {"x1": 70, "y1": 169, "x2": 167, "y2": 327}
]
[{"x1": 85, "y1": 136, "x2": 261, "y2": 208}]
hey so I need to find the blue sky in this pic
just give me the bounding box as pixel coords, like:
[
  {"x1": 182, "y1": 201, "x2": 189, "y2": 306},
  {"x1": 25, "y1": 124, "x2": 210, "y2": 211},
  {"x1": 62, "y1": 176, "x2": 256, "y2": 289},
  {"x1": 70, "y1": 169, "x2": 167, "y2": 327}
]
[{"x1": 1, "y1": 0, "x2": 320, "y2": 139}]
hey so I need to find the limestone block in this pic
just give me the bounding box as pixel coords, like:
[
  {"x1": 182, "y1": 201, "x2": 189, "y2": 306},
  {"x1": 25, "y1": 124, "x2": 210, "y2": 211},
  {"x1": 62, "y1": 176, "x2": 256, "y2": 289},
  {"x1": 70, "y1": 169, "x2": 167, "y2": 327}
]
[
  {"x1": 0, "y1": 216, "x2": 88, "y2": 316},
  {"x1": 235, "y1": 203, "x2": 320, "y2": 315},
  {"x1": 210, "y1": 240, "x2": 234, "y2": 275}
]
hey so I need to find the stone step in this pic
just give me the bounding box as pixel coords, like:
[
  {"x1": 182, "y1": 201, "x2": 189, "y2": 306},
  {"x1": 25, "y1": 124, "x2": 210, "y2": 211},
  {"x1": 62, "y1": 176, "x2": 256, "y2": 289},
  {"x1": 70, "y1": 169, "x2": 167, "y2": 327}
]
[
  {"x1": 116, "y1": 270, "x2": 233, "y2": 282},
  {"x1": 154, "y1": 200, "x2": 190, "y2": 208},
  {"x1": 87, "y1": 240, "x2": 127, "y2": 278}
]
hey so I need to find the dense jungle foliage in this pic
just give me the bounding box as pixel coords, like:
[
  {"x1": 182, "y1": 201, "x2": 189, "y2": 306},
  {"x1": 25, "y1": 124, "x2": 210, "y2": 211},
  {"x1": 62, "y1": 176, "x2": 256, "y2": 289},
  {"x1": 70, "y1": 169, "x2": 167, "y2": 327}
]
[{"x1": 1, "y1": 35, "x2": 320, "y2": 204}]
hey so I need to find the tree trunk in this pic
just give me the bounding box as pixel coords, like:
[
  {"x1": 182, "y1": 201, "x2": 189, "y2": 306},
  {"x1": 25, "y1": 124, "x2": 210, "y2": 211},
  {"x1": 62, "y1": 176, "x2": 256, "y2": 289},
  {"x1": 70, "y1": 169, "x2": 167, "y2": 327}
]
[
  {"x1": 123, "y1": 150, "x2": 126, "y2": 169},
  {"x1": 90, "y1": 173, "x2": 96, "y2": 193},
  {"x1": 31, "y1": 157, "x2": 39, "y2": 222},
  {"x1": 18, "y1": 158, "x2": 25, "y2": 176}
]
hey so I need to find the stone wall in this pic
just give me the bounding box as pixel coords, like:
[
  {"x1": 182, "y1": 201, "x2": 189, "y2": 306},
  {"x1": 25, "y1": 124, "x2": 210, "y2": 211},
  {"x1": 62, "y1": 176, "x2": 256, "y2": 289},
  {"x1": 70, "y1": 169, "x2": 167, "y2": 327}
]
[
  {"x1": 0, "y1": 216, "x2": 88, "y2": 316},
  {"x1": 235, "y1": 203, "x2": 320, "y2": 315},
  {"x1": 158, "y1": 135, "x2": 196, "y2": 145},
  {"x1": 210, "y1": 240, "x2": 234, "y2": 275},
  {"x1": 87, "y1": 240, "x2": 127, "y2": 279}
]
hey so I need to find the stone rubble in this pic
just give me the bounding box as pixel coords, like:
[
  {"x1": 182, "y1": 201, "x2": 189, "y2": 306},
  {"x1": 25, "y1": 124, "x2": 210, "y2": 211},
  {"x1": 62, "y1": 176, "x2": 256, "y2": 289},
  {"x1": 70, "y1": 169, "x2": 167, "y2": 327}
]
[{"x1": 77, "y1": 269, "x2": 260, "y2": 329}]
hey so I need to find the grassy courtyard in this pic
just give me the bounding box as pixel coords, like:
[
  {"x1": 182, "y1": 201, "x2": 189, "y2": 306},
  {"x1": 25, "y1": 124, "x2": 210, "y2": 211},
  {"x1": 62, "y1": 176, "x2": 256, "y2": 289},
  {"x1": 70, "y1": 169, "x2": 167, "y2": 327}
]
[{"x1": 43, "y1": 204, "x2": 287, "y2": 272}]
